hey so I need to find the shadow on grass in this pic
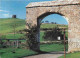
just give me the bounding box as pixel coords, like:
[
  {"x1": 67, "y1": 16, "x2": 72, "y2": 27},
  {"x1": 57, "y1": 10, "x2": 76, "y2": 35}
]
[
  {"x1": 24, "y1": 50, "x2": 66, "y2": 58},
  {"x1": 37, "y1": 50, "x2": 66, "y2": 54}
]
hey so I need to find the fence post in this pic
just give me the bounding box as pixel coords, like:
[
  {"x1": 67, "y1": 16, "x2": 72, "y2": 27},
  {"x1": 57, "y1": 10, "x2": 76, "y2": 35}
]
[
  {"x1": 16, "y1": 40, "x2": 19, "y2": 48},
  {"x1": 64, "y1": 29, "x2": 66, "y2": 58}
]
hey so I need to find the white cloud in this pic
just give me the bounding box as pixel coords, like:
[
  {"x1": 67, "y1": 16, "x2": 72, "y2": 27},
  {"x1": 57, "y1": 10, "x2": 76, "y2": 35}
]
[
  {"x1": 3, "y1": 13, "x2": 12, "y2": 18},
  {"x1": 0, "y1": 10, "x2": 9, "y2": 12},
  {"x1": 0, "y1": 9, "x2": 11, "y2": 18}
]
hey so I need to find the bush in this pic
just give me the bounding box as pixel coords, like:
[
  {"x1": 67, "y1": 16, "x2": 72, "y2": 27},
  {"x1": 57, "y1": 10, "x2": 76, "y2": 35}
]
[{"x1": 43, "y1": 27, "x2": 65, "y2": 41}]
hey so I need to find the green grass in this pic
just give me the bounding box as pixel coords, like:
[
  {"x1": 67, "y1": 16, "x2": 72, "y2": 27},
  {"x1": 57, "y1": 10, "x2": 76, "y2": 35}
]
[
  {"x1": 0, "y1": 18, "x2": 68, "y2": 57},
  {"x1": 1, "y1": 31, "x2": 68, "y2": 41},
  {"x1": 0, "y1": 18, "x2": 25, "y2": 34},
  {"x1": 5, "y1": 34, "x2": 25, "y2": 39},
  {"x1": 0, "y1": 34, "x2": 26, "y2": 42},
  {"x1": 40, "y1": 43, "x2": 68, "y2": 52},
  {"x1": 0, "y1": 18, "x2": 68, "y2": 41},
  {"x1": 40, "y1": 31, "x2": 45, "y2": 41},
  {"x1": 40, "y1": 24, "x2": 68, "y2": 29},
  {"x1": 59, "y1": 52, "x2": 80, "y2": 58},
  {"x1": 1, "y1": 34, "x2": 25, "y2": 39},
  {"x1": 0, "y1": 18, "x2": 68, "y2": 34},
  {"x1": 0, "y1": 48, "x2": 38, "y2": 58},
  {"x1": 0, "y1": 43, "x2": 68, "y2": 58}
]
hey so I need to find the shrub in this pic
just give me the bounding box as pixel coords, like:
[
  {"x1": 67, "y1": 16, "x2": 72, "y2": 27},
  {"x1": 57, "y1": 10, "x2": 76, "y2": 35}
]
[{"x1": 43, "y1": 27, "x2": 65, "y2": 41}]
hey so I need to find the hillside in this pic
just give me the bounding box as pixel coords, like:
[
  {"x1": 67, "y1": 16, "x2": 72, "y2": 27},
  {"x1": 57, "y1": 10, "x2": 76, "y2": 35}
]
[
  {"x1": 0, "y1": 18, "x2": 26, "y2": 34},
  {"x1": 0, "y1": 18, "x2": 68, "y2": 39},
  {"x1": 0, "y1": 18, "x2": 68, "y2": 34}
]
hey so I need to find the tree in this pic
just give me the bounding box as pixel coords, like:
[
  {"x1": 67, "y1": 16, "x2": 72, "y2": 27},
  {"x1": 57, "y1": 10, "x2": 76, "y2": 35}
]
[
  {"x1": 51, "y1": 22, "x2": 54, "y2": 24},
  {"x1": 54, "y1": 22, "x2": 57, "y2": 24},
  {"x1": 45, "y1": 21, "x2": 49, "y2": 23},
  {"x1": 43, "y1": 27, "x2": 65, "y2": 41}
]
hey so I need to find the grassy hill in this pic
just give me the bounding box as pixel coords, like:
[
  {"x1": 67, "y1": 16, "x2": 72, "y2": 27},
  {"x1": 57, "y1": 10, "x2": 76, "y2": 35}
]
[
  {"x1": 0, "y1": 18, "x2": 26, "y2": 34},
  {"x1": 0, "y1": 18, "x2": 68, "y2": 39},
  {"x1": 0, "y1": 18, "x2": 68, "y2": 34}
]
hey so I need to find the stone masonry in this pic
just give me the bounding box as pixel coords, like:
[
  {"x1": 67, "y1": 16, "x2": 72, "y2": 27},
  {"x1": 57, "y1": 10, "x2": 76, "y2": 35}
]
[{"x1": 26, "y1": 0, "x2": 80, "y2": 52}]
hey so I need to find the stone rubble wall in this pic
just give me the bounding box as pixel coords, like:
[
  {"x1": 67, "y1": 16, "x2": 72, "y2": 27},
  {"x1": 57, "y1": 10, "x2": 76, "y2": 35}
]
[{"x1": 26, "y1": 0, "x2": 80, "y2": 52}]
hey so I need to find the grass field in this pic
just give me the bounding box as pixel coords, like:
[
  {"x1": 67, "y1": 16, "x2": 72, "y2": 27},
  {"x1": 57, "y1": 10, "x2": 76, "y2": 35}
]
[
  {"x1": 0, "y1": 18, "x2": 25, "y2": 34},
  {"x1": 1, "y1": 34, "x2": 25, "y2": 39},
  {"x1": 0, "y1": 18, "x2": 68, "y2": 58},
  {"x1": 0, "y1": 43, "x2": 68, "y2": 58},
  {"x1": 0, "y1": 31, "x2": 68, "y2": 41},
  {"x1": 59, "y1": 52, "x2": 80, "y2": 58},
  {"x1": 0, "y1": 48, "x2": 38, "y2": 58},
  {"x1": 40, "y1": 24, "x2": 68, "y2": 29},
  {"x1": 0, "y1": 18, "x2": 68, "y2": 40},
  {"x1": 0, "y1": 18, "x2": 68, "y2": 34},
  {"x1": 40, "y1": 43, "x2": 68, "y2": 52}
]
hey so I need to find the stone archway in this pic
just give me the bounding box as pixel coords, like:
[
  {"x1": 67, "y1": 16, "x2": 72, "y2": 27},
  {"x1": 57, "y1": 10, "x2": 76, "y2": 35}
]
[{"x1": 26, "y1": 0, "x2": 80, "y2": 52}]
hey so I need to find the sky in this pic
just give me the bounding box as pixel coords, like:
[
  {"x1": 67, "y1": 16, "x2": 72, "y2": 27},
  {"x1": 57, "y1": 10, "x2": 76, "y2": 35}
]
[{"x1": 0, "y1": 0, "x2": 68, "y2": 25}]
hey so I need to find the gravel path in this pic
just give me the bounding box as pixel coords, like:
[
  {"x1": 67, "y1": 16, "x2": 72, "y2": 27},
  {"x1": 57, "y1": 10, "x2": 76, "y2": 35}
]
[{"x1": 24, "y1": 51, "x2": 64, "y2": 58}]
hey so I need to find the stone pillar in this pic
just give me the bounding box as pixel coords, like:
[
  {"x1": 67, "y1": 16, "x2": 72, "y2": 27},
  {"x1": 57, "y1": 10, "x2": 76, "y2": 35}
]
[
  {"x1": 26, "y1": 8, "x2": 40, "y2": 51},
  {"x1": 68, "y1": 11, "x2": 80, "y2": 52}
]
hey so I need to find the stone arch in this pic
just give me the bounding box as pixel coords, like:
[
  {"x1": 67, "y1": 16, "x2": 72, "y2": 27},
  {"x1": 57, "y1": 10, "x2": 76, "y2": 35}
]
[
  {"x1": 37, "y1": 12, "x2": 68, "y2": 45},
  {"x1": 37, "y1": 12, "x2": 69, "y2": 24},
  {"x1": 37, "y1": 12, "x2": 64, "y2": 19},
  {"x1": 26, "y1": 0, "x2": 80, "y2": 52}
]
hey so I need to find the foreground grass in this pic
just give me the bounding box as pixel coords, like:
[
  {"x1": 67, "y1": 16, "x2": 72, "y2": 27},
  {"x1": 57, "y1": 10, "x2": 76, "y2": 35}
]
[
  {"x1": 59, "y1": 52, "x2": 80, "y2": 58},
  {"x1": 0, "y1": 48, "x2": 38, "y2": 58},
  {"x1": 40, "y1": 43, "x2": 68, "y2": 52},
  {"x1": 0, "y1": 43, "x2": 68, "y2": 58}
]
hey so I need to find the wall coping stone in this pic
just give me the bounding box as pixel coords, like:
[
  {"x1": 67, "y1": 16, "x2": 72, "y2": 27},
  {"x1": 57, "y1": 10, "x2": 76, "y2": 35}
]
[{"x1": 26, "y1": 1, "x2": 80, "y2": 8}]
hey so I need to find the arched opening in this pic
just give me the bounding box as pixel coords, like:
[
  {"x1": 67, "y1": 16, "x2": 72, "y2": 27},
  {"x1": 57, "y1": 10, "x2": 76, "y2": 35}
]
[{"x1": 37, "y1": 13, "x2": 68, "y2": 52}]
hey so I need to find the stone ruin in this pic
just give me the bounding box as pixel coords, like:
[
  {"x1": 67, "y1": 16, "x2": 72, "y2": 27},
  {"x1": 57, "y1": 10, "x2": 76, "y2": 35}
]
[
  {"x1": 26, "y1": 0, "x2": 80, "y2": 52},
  {"x1": 12, "y1": 15, "x2": 16, "y2": 18}
]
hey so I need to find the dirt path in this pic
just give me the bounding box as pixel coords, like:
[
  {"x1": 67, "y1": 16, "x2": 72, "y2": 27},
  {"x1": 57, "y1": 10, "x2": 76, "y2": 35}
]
[{"x1": 24, "y1": 51, "x2": 64, "y2": 58}]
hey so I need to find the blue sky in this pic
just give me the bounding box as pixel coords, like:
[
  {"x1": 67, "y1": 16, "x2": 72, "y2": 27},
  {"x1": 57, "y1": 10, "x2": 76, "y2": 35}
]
[{"x1": 0, "y1": 0, "x2": 68, "y2": 25}]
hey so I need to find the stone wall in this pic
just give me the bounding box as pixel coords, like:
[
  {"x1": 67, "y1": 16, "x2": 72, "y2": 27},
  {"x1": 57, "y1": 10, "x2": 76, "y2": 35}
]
[{"x1": 26, "y1": 0, "x2": 80, "y2": 52}]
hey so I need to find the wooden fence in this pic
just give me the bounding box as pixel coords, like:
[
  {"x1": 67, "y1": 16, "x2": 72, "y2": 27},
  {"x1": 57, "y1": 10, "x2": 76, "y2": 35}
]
[{"x1": 0, "y1": 39, "x2": 26, "y2": 48}]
